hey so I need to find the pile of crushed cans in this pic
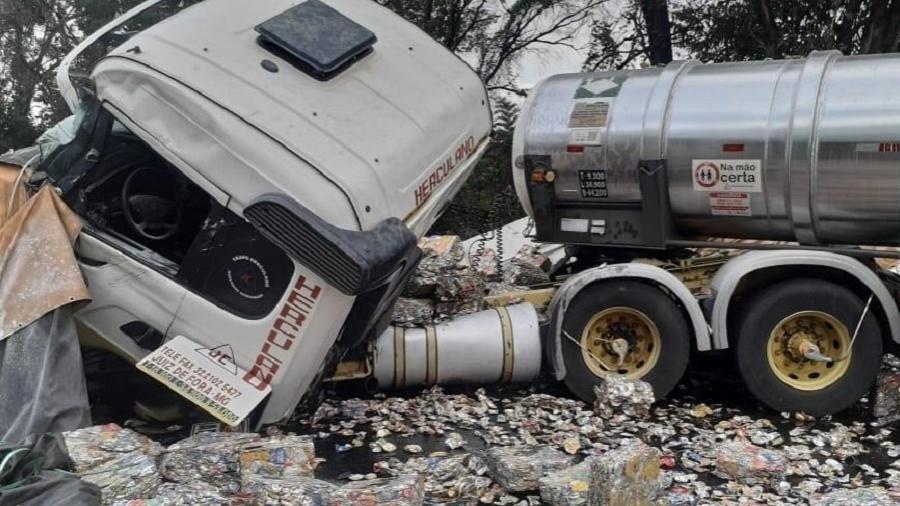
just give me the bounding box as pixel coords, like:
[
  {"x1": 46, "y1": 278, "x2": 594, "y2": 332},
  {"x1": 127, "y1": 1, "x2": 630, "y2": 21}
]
[
  {"x1": 392, "y1": 235, "x2": 551, "y2": 326},
  {"x1": 62, "y1": 239, "x2": 900, "y2": 504},
  {"x1": 66, "y1": 354, "x2": 900, "y2": 505}
]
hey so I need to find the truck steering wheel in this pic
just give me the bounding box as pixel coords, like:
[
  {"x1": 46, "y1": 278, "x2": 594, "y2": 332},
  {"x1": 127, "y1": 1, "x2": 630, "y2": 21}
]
[{"x1": 121, "y1": 166, "x2": 183, "y2": 241}]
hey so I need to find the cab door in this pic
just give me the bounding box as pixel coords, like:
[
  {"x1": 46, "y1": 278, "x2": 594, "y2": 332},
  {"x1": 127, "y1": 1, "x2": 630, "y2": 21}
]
[{"x1": 74, "y1": 231, "x2": 186, "y2": 362}]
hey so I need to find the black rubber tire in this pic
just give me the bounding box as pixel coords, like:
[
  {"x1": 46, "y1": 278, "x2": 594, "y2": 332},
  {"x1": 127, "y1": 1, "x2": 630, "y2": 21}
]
[
  {"x1": 735, "y1": 278, "x2": 882, "y2": 416},
  {"x1": 561, "y1": 281, "x2": 691, "y2": 402}
]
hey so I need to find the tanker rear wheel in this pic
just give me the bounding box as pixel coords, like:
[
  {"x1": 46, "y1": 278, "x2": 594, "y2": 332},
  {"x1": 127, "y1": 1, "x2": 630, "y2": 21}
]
[
  {"x1": 735, "y1": 278, "x2": 882, "y2": 416},
  {"x1": 560, "y1": 281, "x2": 691, "y2": 403}
]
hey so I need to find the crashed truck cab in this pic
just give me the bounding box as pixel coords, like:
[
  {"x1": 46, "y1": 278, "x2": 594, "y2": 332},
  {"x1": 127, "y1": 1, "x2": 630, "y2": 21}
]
[{"x1": 42, "y1": 0, "x2": 491, "y2": 425}]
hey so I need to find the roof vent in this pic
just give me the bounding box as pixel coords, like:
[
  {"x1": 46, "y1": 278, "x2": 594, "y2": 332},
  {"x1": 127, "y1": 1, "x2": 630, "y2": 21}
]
[{"x1": 255, "y1": 0, "x2": 376, "y2": 81}]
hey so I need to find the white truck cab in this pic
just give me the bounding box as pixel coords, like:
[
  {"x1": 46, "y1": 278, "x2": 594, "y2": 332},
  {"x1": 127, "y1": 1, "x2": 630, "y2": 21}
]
[{"x1": 43, "y1": 0, "x2": 491, "y2": 424}]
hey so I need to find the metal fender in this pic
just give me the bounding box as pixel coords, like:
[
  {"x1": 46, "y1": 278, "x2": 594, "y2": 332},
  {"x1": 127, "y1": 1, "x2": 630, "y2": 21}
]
[
  {"x1": 547, "y1": 263, "x2": 712, "y2": 380},
  {"x1": 708, "y1": 250, "x2": 900, "y2": 349}
]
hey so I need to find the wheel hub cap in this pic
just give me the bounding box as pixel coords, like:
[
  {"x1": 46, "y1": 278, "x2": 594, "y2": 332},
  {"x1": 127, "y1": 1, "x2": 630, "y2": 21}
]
[
  {"x1": 766, "y1": 311, "x2": 851, "y2": 391},
  {"x1": 581, "y1": 307, "x2": 661, "y2": 378}
]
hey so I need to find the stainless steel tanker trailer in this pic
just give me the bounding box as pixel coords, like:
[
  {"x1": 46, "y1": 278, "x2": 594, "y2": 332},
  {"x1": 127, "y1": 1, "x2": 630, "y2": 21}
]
[{"x1": 508, "y1": 50, "x2": 900, "y2": 416}]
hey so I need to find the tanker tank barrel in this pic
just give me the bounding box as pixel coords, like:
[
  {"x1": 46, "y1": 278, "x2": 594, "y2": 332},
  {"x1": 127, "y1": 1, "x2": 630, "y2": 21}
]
[{"x1": 513, "y1": 50, "x2": 900, "y2": 252}]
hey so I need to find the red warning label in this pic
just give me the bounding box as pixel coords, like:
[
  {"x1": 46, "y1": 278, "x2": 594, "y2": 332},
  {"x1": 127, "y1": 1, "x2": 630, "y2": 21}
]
[{"x1": 709, "y1": 192, "x2": 751, "y2": 216}]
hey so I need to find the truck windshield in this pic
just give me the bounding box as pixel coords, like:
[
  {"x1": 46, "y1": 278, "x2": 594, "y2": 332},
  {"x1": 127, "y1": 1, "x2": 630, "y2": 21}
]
[{"x1": 65, "y1": 0, "x2": 206, "y2": 97}]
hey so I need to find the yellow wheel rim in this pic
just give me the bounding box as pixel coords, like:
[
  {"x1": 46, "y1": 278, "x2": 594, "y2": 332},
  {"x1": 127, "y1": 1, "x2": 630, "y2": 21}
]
[
  {"x1": 580, "y1": 307, "x2": 661, "y2": 378},
  {"x1": 766, "y1": 311, "x2": 851, "y2": 391}
]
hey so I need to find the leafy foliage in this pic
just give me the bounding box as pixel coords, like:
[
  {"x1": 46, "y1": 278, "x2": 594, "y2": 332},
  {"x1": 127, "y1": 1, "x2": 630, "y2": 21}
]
[
  {"x1": 584, "y1": 0, "x2": 900, "y2": 72},
  {"x1": 430, "y1": 96, "x2": 524, "y2": 238},
  {"x1": 0, "y1": 0, "x2": 141, "y2": 153}
]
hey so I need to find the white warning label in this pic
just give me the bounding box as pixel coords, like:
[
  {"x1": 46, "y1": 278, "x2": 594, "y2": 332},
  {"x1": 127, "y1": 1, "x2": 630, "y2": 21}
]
[
  {"x1": 569, "y1": 128, "x2": 603, "y2": 145},
  {"x1": 137, "y1": 336, "x2": 271, "y2": 426},
  {"x1": 692, "y1": 159, "x2": 761, "y2": 193},
  {"x1": 709, "y1": 192, "x2": 751, "y2": 216}
]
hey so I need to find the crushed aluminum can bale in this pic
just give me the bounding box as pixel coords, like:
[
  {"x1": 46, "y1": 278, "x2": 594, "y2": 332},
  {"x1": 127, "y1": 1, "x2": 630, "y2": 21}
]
[
  {"x1": 587, "y1": 439, "x2": 664, "y2": 506},
  {"x1": 238, "y1": 435, "x2": 317, "y2": 481},
  {"x1": 391, "y1": 297, "x2": 435, "y2": 327},
  {"x1": 484, "y1": 446, "x2": 575, "y2": 492},
  {"x1": 419, "y1": 235, "x2": 464, "y2": 260},
  {"x1": 657, "y1": 485, "x2": 698, "y2": 506},
  {"x1": 383, "y1": 453, "x2": 490, "y2": 503},
  {"x1": 500, "y1": 261, "x2": 549, "y2": 287},
  {"x1": 110, "y1": 481, "x2": 238, "y2": 506},
  {"x1": 714, "y1": 440, "x2": 787, "y2": 484},
  {"x1": 326, "y1": 474, "x2": 426, "y2": 506},
  {"x1": 485, "y1": 281, "x2": 527, "y2": 299},
  {"x1": 404, "y1": 236, "x2": 466, "y2": 298},
  {"x1": 809, "y1": 486, "x2": 900, "y2": 505},
  {"x1": 160, "y1": 431, "x2": 261, "y2": 494},
  {"x1": 499, "y1": 246, "x2": 551, "y2": 287},
  {"x1": 872, "y1": 371, "x2": 900, "y2": 426},
  {"x1": 470, "y1": 246, "x2": 500, "y2": 281},
  {"x1": 80, "y1": 450, "x2": 161, "y2": 504},
  {"x1": 593, "y1": 375, "x2": 655, "y2": 419},
  {"x1": 511, "y1": 245, "x2": 551, "y2": 271},
  {"x1": 434, "y1": 274, "x2": 484, "y2": 319},
  {"x1": 63, "y1": 423, "x2": 164, "y2": 474},
  {"x1": 242, "y1": 475, "x2": 337, "y2": 506},
  {"x1": 538, "y1": 459, "x2": 592, "y2": 506}
]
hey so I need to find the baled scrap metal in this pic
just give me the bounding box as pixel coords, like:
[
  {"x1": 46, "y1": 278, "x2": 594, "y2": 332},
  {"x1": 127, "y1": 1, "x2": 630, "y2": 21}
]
[
  {"x1": 538, "y1": 459, "x2": 592, "y2": 506},
  {"x1": 657, "y1": 485, "x2": 699, "y2": 506},
  {"x1": 714, "y1": 440, "x2": 787, "y2": 484},
  {"x1": 484, "y1": 446, "x2": 575, "y2": 492},
  {"x1": 110, "y1": 481, "x2": 237, "y2": 506},
  {"x1": 238, "y1": 434, "x2": 317, "y2": 481},
  {"x1": 63, "y1": 423, "x2": 164, "y2": 474},
  {"x1": 242, "y1": 475, "x2": 337, "y2": 506},
  {"x1": 872, "y1": 371, "x2": 900, "y2": 426},
  {"x1": 160, "y1": 431, "x2": 261, "y2": 494},
  {"x1": 434, "y1": 274, "x2": 484, "y2": 319},
  {"x1": 404, "y1": 236, "x2": 465, "y2": 298},
  {"x1": 500, "y1": 262, "x2": 549, "y2": 287},
  {"x1": 391, "y1": 297, "x2": 435, "y2": 327},
  {"x1": 810, "y1": 486, "x2": 900, "y2": 505},
  {"x1": 593, "y1": 375, "x2": 655, "y2": 419},
  {"x1": 80, "y1": 450, "x2": 161, "y2": 504},
  {"x1": 500, "y1": 246, "x2": 551, "y2": 287},
  {"x1": 389, "y1": 453, "x2": 493, "y2": 503},
  {"x1": 326, "y1": 474, "x2": 425, "y2": 506},
  {"x1": 587, "y1": 440, "x2": 664, "y2": 506},
  {"x1": 470, "y1": 246, "x2": 500, "y2": 281},
  {"x1": 511, "y1": 245, "x2": 551, "y2": 272}
]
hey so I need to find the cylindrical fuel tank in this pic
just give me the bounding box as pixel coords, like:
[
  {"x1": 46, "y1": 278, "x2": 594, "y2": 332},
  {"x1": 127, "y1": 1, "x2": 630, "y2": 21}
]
[
  {"x1": 373, "y1": 303, "x2": 541, "y2": 389},
  {"x1": 513, "y1": 51, "x2": 900, "y2": 246}
]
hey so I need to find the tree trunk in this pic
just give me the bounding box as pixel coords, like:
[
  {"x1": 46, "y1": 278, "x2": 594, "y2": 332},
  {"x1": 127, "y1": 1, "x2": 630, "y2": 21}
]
[
  {"x1": 639, "y1": 0, "x2": 672, "y2": 65},
  {"x1": 750, "y1": 0, "x2": 781, "y2": 58},
  {"x1": 862, "y1": 0, "x2": 900, "y2": 53}
]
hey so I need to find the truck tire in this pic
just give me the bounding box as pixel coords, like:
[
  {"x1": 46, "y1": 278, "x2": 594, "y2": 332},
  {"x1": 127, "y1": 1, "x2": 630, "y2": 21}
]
[
  {"x1": 735, "y1": 278, "x2": 882, "y2": 416},
  {"x1": 560, "y1": 281, "x2": 691, "y2": 402}
]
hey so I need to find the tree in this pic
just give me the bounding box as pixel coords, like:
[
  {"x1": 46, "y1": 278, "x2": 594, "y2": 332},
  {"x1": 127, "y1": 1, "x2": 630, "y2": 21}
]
[
  {"x1": 583, "y1": 0, "x2": 651, "y2": 71},
  {"x1": 0, "y1": 0, "x2": 141, "y2": 153},
  {"x1": 430, "y1": 96, "x2": 524, "y2": 238},
  {"x1": 640, "y1": 0, "x2": 672, "y2": 64},
  {"x1": 672, "y1": 0, "x2": 900, "y2": 62},
  {"x1": 377, "y1": 0, "x2": 606, "y2": 95},
  {"x1": 583, "y1": 0, "x2": 900, "y2": 74}
]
